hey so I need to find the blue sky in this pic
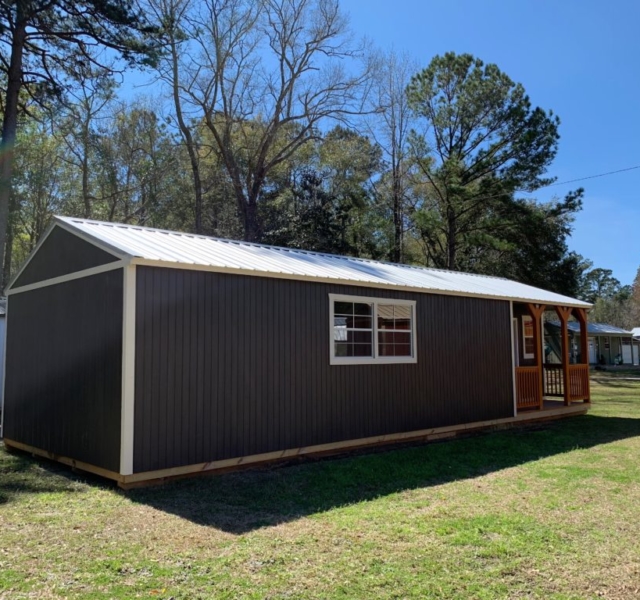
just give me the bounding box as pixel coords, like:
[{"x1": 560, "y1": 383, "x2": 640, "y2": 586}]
[{"x1": 341, "y1": 0, "x2": 640, "y2": 284}]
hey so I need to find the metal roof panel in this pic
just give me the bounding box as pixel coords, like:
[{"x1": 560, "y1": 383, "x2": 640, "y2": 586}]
[{"x1": 55, "y1": 217, "x2": 591, "y2": 308}]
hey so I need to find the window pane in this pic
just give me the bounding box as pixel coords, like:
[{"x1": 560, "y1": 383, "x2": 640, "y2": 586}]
[
  {"x1": 351, "y1": 316, "x2": 372, "y2": 329},
  {"x1": 334, "y1": 327, "x2": 347, "y2": 341},
  {"x1": 335, "y1": 342, "x2": 352, "y2": 357},
  {"x1": 379, "y1": 343, "x2": 412, "y2": 357},
  {"x1": 353, "y1": 302, "x2": 372, "y2": 316},
  {"x1": 378, "y1": 343, "x2": 393, "y2": 356},
  {"x1": 394, "y1": 344, "x2": 412, "y2": 356},
  {"x1": 394, "y1": 332, "x2": 411, "y2": 345},
  {"x1": 353, "y1": 343, "x2": 373, "y2": 357},
  {"x1": 378, "y1": 331, "x2": 394, "y2": 344},
  {"x1": 394, "y1": 305, "x2": 411, "y2": 320},
  {"x1": 394, "y1": 318, "x2": 411, "y2": 330},
  {"x1": 349, "y1": 330, "x2": 372, "y2": 344},
  {"x1": 334, "y1": 301, "x2": 353, "y2": 315},
  {"x1": 334, "y1": 316, "x2": 347, "y2": 327}
]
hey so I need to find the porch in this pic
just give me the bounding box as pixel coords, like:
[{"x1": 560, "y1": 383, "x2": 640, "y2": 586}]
[{"x1": 513, "y1": 303, "x2": 591, "y2": 412}]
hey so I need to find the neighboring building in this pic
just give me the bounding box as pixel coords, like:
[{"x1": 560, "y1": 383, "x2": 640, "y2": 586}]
[
  {"x1": 2, "y1": 217, "x2": 592, "y2": 488},
  {"x1": 545, "y1": 321, "x2": 639, "y2": 366},
  {"x1": 632, "y1": 327, "x2": 640, "y2": 341}
]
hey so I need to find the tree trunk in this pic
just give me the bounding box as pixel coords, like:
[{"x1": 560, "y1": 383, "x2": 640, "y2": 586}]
[
  {"x1": 0, "y1": 15, "x2": 26, "y2": 292},
  {"x1": 169, "y1": 35, "x2": 204, "y2": 234},
  {"x1": 81, "y1": 118, "x2": 92, "y2": 218},
  {"x1": 447, "y1": 206, "x2": 456, "y2": 270},
  {"x1": 391, "y1": 155, "x2": 402, "y2": 263},
  {"x1": 245, "y1": 200, "x2": 260, "y2": 243}
]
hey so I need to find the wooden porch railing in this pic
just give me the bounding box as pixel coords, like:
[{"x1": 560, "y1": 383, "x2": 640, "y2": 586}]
[
  {"x1": 568, "y1": 364, "x2": 590, "y2": 402},
  {"x1": 515, "y1": 366, "x2": 541, "y2": 410},
  {"x1": 543, "y1": 364, "x2": 564, "y2": 397}
]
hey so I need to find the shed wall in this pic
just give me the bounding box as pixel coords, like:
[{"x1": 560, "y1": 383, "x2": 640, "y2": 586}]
[
  {"x1": 3, "y1": 270, "x2": 124, "y2": 472},
  {"x1": 13, "y1": 226, "x2": 119, "y2": 288},
  {"x1": 133, "y1": 267, "x2": 513, "y2": 473}
]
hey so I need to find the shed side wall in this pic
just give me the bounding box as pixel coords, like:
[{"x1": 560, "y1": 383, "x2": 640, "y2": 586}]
[
  {"x1": 133, "y1": 267, "x2": 513, "y2": 473},
  {"x1": 4, "y1": 270, "x2": 123, "y2": 471},
  {"x1": 13, "y1": 226, "x2": 119, "y2": 288}
]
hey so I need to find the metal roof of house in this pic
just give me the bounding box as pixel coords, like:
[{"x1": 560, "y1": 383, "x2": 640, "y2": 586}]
[
  {"x1": 547, "y1": 321, "x2": 632, "y2": 335},
  {"x1": 631, "y1": 327, "x2": 640, "y2": 338},
  {"x1": 51, "y1": 216, "x2": 591, "y2": 307}
]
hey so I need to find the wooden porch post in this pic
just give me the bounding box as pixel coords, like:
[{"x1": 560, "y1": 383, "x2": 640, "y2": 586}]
[
  {"x1": 575, "y1": 308, "x2": 591, "y2": 403},
  {"x1": 555, "y1": 306, "x2": 573, "y2": 406},
  {"x1": 527, "y1": 303, "x2": 546, "y2": 410}
]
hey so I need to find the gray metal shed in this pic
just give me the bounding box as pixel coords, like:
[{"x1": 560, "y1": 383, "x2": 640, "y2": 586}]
[{"x1": 2, "y1": 217, "x2": 593, "y2": 487}]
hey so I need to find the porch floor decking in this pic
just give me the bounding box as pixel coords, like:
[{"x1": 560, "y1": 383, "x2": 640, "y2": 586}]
[{"x1": 516, "y1": 398, "x2": 591, "y2": 416}]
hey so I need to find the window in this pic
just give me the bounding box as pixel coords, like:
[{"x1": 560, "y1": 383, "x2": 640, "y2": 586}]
[
  {"x1": 330, "y1": 294, "x2": 417, "y2": 364},
  {"x1": 522, "y1": 315, "x2": 535, "y2": 359}
]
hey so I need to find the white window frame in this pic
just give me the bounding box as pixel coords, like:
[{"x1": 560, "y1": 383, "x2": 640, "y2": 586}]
[
  {"x1": 522, "y1": 315, "x2": 535, "y2": 359},
  {"x1": 329, "y1": 293, "x2": 417, "y2": 365}
]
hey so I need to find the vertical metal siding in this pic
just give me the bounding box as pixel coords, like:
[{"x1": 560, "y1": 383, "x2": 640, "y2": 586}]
[
  {"x1": 133, "y1": 267, "x2": 513, "y2": 473},
  {"x1": 4, "y1": 270, "x2": 123, "y2": 471},
  {"x1": 13, "y1": 226, "x2": 119, "y2": 288}
]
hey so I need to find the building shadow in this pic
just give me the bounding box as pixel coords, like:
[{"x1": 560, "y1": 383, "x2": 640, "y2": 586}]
[
  {"x1": 0, "y1": 447, "x2": 107, "y2": 504},
  {"x1": 124, "y1": 413, "x2": 640, "y2": 534}
]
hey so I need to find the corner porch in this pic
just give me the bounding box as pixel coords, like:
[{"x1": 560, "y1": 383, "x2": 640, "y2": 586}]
[{"x1": 513, "y1": 302, "x2": 591, "y2": 413}]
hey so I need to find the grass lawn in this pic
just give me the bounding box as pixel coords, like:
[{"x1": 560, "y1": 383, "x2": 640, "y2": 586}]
[{"x1": 1, "y1": 375, "x2": 639, "y2": 599}]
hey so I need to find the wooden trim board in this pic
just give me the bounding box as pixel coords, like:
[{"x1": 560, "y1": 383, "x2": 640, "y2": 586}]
[
  {"x1": 2, "y1": 438, "x2": 124, "y2": 482},
  {"x1": 0, "y1": 403, "x2": 590, "y2": 489}
]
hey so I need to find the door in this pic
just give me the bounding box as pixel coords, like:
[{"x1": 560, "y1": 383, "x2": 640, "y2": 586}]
[
  {"x1": 588, "y1": 337, "x2": 597, "y2": 364},
  {"x1": 622, "y1": 339, "x2": 632, "y2": 364}
]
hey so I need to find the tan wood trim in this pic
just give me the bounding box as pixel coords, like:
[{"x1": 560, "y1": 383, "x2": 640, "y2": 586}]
[
  {"x1": 555, "y1": 306, "x2": 573, "y2": 406},
  {"x1": 4, "y1": 402, "x2": 591, "y2": 490},
  {"x1": 119, "y1": 404, "x2": 591, "y2": 487},
  {"x1": 2, "y1": 439, "x2": 124, "y2": 482},
  {"x1": 526, "y1": 303, "x2": 546, "y2": 409},
  {"x1": 574, "y1": 308, "x2": 591, "y2": 401}
]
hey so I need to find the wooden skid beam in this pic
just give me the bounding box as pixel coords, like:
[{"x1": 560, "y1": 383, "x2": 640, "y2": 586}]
[{"x1": 3, "y1": 403, "x2": 591, "y2": 490}]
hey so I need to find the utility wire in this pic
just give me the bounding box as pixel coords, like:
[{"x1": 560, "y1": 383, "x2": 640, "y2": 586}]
[{"x1": 545, "y1": 164, "x2": 640, "y2": 188}]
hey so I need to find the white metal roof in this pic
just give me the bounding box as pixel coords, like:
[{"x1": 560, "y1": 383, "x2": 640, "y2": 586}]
[
  {"x1": 54, "y1": 216, "x2": 590, "y2": 308},
  {"x1": 547, "y1": 321, "x2": 631, "y2": 335}
]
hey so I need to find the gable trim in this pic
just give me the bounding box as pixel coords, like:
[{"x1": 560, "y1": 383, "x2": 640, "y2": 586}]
[
  {"x1": 7, "y1": 260, "x2": 129, "y2": 295},
  {"x1": 7, "y1": 219, "x2": 130, "y2": 292}
]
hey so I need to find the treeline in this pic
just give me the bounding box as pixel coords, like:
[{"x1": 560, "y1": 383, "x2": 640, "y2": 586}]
[{"x1": 0, "y1": 0, "x2": 637, "y2": 314}]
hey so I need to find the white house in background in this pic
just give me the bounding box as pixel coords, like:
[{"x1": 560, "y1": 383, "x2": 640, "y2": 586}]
[{"x1": 632, "y1": 327, "x2": 640, "y2": 340}]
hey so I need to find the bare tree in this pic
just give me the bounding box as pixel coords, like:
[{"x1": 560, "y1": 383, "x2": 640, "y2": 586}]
[
  {"x1": 367, "y1": 49, "x2": 417, "y2": 263},
  {"x1": 59, "y1": 69, "x2": 117, "y2": 219},
  {"x1": 165, "y1": 0, "x2": 372, "y2": 242},
  {"x1": 148, "y1": 0, "x2": 207, "y2": 233}
]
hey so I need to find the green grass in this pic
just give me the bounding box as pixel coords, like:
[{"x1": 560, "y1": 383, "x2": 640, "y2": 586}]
[{"x1": 1, "y1": 375, "x2": 640, "y2": 599}]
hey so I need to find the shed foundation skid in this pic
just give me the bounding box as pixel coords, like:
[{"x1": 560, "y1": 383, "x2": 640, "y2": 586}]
[{"x1": 3, "y1": 401, "x2": 589, "y2": 489}]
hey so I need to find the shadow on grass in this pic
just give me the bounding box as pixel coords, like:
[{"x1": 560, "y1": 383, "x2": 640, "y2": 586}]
[
  {"x1": 124, "y1": 413, "x2": 640, "y2": 534},
  {"x1": 0, "y1": 444, "x2": 105, "y2": 505},
  {"x1": 591, "y1": 379, "x2": 640, "y2": 389}
]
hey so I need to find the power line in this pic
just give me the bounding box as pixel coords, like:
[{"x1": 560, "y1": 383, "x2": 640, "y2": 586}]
[{"x1": 545, "y1": 164, "x2": 640, "y2": 188}]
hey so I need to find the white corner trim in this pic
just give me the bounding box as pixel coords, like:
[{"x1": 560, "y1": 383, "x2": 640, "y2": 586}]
[
  {"x1": 120, "y1": 264, "x2": 137, "y2": 476},
  {"x1": 328, "y1": 292, "x2": 418, "y2": 365},
  {"x1": 510, "y1": 302, "x2": 517, "y2": 417},
  {"x1": 0, "y1": 298, "x2": 8, "y2": 438},
  {"x1": 7, "y1": 260, "x2": 129, "y2": 295}
]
